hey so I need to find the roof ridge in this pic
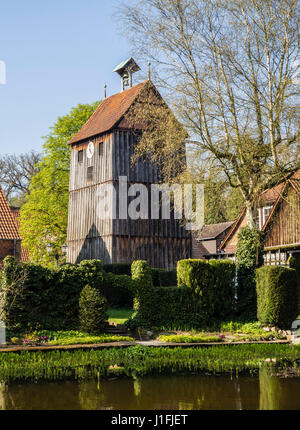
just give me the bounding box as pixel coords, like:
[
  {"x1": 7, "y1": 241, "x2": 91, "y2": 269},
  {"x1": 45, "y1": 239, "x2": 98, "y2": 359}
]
[
  {"x1": 0, "y1": 184, "x2": 20, "y2": 240},
  {"x1": 68, "y1": 80, "x2": 149, "y2": 145}
]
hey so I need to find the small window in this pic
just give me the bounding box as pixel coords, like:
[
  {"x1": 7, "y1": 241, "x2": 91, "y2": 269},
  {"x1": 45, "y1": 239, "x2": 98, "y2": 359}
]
[
  {"x1": 99, "y1": 142, "x2": 104, "y2": 156},
  {"x1": 87, "y1": 166, "x2": 93, "y2": 182},
  {"x1": 258, "y1": 205, "x2": 272, "y2": 229},
  {"x1": 78, "y1": 150, "x2": 83, "y2": 163}
]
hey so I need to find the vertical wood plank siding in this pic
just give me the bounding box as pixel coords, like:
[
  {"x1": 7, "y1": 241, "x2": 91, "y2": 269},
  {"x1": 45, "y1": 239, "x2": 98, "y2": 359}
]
[
  {"x1": 264, "y1": 188, "x2": 300, "y2": 248},
  {"x1": 67, "y1": 130, "x2": 191, "y2": 268}
]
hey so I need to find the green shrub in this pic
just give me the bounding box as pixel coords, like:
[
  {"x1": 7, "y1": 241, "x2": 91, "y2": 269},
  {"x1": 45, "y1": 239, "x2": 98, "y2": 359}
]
[
  {"x1": 101, "y1": 272, "x2": 135, "y2": 307},
  {"x1": 177, "y1": 259, "x2": 235, "y2": 318},
  {"x1": 236, "y1": 226, "x2": 264, "y2": 317},
  {"x1": 151, "y1": 268, "x2": 177, "y2": 287},
  {"x1": 256, "y1": 265, "x2": 298, "y2": 329},
  {"x1": 79, "y1": 285, "x2": 108, "y2": 334},
  {"x1": 158, "y1": 334, "x2": 223, "y2": 343},
  {"x1": 128, "y1": 260, "x2": 209, "y2": 330},
  {"x1": 290, "y1": 254, "x2": 300, "y2": 314},
  {"x1": 207, "y1": 259, "x2": 236, "y2": 318},
  {"x1": 1, "y1": 256, "x2": 53, "y2": 332},
  {"x1": 77, "y1": 259, "x2": 104, "y2": 287},
  {"x1": 103, "y1": 264, "x2": 131, "y2": 276},
  {"x1": 0, "y1": 257, "x2": 106, "y2": 332}
]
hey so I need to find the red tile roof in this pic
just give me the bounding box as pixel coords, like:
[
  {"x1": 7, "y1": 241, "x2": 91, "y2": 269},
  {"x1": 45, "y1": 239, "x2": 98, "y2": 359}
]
[
  {"x1": 69, "y1": 81, "x2": 149, "y2": 145},
  {"x1": 0, "y1": 185, "x2": 20, "y2": 240},
  {"x1": 10, "y1": 208, "x2": 30, "y2": 262}
]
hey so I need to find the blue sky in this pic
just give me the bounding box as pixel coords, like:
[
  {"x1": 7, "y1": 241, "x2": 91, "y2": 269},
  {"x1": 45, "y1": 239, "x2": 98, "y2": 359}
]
[{"x1": 0, "y1": 0, "x2": 136, "y2": 155}]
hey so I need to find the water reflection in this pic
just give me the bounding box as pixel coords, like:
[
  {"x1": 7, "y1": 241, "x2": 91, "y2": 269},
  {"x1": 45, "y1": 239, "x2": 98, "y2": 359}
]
[{"x1": 1, "y1": 371, "x2": 300, "y2": 410}]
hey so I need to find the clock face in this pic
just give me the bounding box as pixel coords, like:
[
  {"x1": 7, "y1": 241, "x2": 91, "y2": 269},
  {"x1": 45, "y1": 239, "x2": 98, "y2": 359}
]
[{"x1": 87, "y1": 141, "x2": 95, "y2": 159}]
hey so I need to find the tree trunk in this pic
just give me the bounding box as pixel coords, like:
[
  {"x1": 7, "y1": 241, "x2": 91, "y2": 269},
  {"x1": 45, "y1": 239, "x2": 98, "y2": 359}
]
[{"x1": 245, "y1": 201, "x2": 257, "y2": 229}]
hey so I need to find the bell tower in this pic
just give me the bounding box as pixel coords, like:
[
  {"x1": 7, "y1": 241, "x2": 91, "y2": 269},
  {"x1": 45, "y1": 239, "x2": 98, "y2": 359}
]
[{"x1": 113, "y1": 58, "x2": 141, "y2": 91}]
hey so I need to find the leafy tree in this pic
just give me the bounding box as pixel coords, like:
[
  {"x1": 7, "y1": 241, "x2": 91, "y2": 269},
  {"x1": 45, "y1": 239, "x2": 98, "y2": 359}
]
[
  {"x1": 20, "y1": 102, "x2": 100, "y2": 266},
  {"x1": 120, "y1": 0, "x2": 299, "y2": 228},
  {"x1": 225, "y1": 187, "x2": 245, "y2": 221}
]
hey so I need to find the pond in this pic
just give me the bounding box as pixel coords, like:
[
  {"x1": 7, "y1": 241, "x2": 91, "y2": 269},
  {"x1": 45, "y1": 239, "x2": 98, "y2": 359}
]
[{"x1": 1, "y1": 370, "x2": 300, "y2": 410}]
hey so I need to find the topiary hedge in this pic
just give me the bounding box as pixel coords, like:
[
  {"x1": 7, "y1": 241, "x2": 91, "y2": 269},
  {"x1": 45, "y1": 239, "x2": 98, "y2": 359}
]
[
  {"x1": 79, "y1": 285, "x2": 108, "y2": 334},
  {"x1": 256, "y1": 265, "x2": 298, "y2": 329},
  {"x1": 177, "y1": 258, "x2": 235, "y2": 318},
  {"x1": 102, "y1": 263, "x2": 131, "y2": 276},
  {"x1": 0, "y1": 257, "x2": 106, "y2": 332},
  {"x1": 127, "y1": 259, "x2": 235, "y2": 330},
  {"x1": 101, "y1": 272, "x2": 135, "y2": 307},
  {"x1": 290, "y1": 254, "x2": 300, "y2": 313},
  {"x1": 151, "y1": 268, "x2": 177, "y2": 287}
]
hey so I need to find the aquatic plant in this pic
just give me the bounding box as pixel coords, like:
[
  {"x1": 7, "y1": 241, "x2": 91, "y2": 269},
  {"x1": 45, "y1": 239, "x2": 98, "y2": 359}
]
[{"x1": 1, "y1": 344, "x2": 300, "y2": 383}]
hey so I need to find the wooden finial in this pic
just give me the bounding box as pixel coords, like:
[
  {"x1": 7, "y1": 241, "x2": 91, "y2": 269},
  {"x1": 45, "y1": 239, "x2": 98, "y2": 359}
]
[
  {"x1": 148, "y1": 62, "x2": 151, "y2": 81},
  {"x1": 104, "y1": 83, "x2": 107, "y2": 99}
]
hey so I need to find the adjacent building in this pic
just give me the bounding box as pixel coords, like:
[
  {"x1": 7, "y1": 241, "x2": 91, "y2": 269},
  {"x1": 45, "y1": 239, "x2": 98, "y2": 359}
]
[
  {"x1": 0, "y1": 185, "x2": 21, "y2": 264},
  {"x1": 220, "y1": 170, "x2": 300, "y2": 265}
]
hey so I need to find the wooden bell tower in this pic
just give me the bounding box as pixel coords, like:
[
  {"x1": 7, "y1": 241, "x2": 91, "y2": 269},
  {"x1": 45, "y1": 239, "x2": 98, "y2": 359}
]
[{"x1": 66, "y1": 60, "x2": 191, "y2": 268}]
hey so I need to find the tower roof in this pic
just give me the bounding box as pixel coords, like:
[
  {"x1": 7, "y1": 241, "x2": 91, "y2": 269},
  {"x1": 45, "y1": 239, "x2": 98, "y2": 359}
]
[
  {"x1": 113, "y1": 58, "x2": 140, "y2": 76},
  {"x1": 0, "y1": 185, "x2": 20, "y2": 240},
  {"x1": 68, "y1": 80, "x2": 148, "y2": 145}
]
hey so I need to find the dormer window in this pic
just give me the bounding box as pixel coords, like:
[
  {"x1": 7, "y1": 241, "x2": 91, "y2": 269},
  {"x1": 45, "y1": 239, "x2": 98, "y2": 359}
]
[
  {"x1": 258, "y1": 205, "x2": 272, "y2": 229},
  {"x1": 78, "y1": 150, "x2": 83, "y2": 163}
]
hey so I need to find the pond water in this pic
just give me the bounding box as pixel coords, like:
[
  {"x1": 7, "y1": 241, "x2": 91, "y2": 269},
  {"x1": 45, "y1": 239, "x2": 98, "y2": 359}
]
[{"x1": 1, "y1": 370, "x2": 300, "y2": 410}]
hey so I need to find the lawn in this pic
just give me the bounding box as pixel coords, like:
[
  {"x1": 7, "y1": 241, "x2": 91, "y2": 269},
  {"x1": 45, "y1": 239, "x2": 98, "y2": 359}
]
[{"x1": 108, "y1": 307, "x2": 134, "y2": 324}]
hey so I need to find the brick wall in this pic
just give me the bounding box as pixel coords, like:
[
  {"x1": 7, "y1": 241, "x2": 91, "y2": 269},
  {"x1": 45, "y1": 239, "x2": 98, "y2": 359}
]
[{"x1": 0, "y1": 240, "x2": 21, "y2": 265}]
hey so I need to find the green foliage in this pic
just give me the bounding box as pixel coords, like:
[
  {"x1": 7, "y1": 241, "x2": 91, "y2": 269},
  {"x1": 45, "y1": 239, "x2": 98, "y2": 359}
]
[
  {"x1": 236, "y1": 226, "x2": 264, "y2": 317},
  {"x1": 290, "y1": 254, "x2": 300, "y2": 314},
  {"x1": 151, "y1": 268, "x2": 177, "y2": 287},
  {"x1": 128, "y1": 259, "x2": 235, "y2": 330},
  {"x1": 204, "y1": 178, "x2": 228, "y2": 224},
  {"x1": 256, "y1": 265, "x2": 298, "y2": 329},
  {"x1": 20, "y1": 101, "x2": 100, "y2": 266},
  {"x1": 1, "y1": 344, "x2": 300, "y2": 383},
  {"x1": 0, "y1": 257, "x2": 105, "y2": 332},
  {"x1": 36, "y1": 330, "x2": 133, "y2": 345},
  {"x1": 158, "y1": 334, "x2": 223, "y2": 343},
  {"x1": 103, "y1": 264, "x2": 132, "y2": 276},
  {"x1": 78, "y1": 260, "x2": 104, "y2": 287},
  {"x1": 79, "y1": 285, "x2": 108, "y2": 334},
  {"x1": 225, "y1": 187, "x2": 245, "y2": 221},
  {"x1": 101, "y1": 272, "x2": 135, "y2": 307},
  {"x1": 1, "y1": 256, "x2": 53, "y2": 332},
  {"x1": 177, "y1": 259, "x2": 236, "y2": 318}
]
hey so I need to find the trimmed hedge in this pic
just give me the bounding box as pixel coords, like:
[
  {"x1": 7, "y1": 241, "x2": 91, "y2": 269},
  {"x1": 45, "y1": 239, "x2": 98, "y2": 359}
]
[
  {"x1": 256, "y1": 265, "x2": 298, "y2": 329},
  {"x1": 290, "y1": 254, "x2": 300, "y2": 313},
  {"x1": 79, "y1": 285, "x2": 108, "y2": 334},
  {"x1": 177, "y1": 258, "x2": 236, "y2": 318},
  {"x1": 101, "y1": 272, "x2": 135, "y2": 307},
  {"x1": 0, "y1": 257, "x2": 139, "y2": 331},
  {"x1": 0, "y1": 257, "x2": 106, "y2": 331},
  {"x1": 151, "y1": 268, "x2": 177, "y2": 287},
  {"x1": 102, "y1": 264, "x2": 131, "y2": 276},
  {"x1": 127, "y1": 259, "x2": 235, "y2": 330}
]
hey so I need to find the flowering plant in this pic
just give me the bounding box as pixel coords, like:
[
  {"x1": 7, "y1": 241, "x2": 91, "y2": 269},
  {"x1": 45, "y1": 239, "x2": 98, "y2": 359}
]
[{"x1": 22, "y1": 331, "x2": 48, "y2": 346}]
